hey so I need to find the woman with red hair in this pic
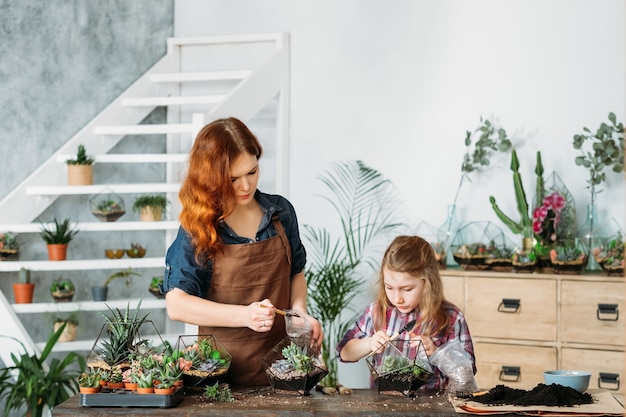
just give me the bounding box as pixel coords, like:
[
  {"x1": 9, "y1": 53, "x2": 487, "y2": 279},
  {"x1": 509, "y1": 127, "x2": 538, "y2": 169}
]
[{"x1": 162, "y1": 117, "x2": 322, "y2": 386}]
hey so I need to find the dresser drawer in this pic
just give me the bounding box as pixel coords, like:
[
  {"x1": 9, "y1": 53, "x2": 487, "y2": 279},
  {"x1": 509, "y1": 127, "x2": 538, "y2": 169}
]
[
  {"x1": 465, "y1": 278, "x2": 557, "y2": 341},
  {"x1": 561, "y1": 348, "x2": 624, "y2": 392},
  {"x1": 560, "y1": 281, "x2": 624, "y2": 346},
  {"x1": 474, "y1": 342, "x2": 557, "y2": 390},
  {"x1": 442, "y1": 275, "x2": 464, "y2": 312}
]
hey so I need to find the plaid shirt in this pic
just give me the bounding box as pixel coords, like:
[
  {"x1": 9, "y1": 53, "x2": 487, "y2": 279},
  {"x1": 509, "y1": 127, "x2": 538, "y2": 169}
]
[{"x1": 336, "y1": 301, "x2": 475, "y2": 390}]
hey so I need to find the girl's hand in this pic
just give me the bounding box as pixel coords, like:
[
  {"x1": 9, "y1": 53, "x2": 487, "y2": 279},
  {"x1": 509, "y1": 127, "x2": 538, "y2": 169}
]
[
  {"x1": 250, "y1": 299, "x2": 275, "y2": 332},
  {"x1": 412, "y1": 334, "x2": 437, "y2": 356},
  {"x1": 369, "y1": 330, "x2": 390, "y2": 354}
]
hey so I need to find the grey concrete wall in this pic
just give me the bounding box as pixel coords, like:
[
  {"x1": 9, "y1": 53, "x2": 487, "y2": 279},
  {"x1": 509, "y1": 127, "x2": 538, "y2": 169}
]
[{"x1": 0, "y1": 0, "x2": 174, "y2": 199}]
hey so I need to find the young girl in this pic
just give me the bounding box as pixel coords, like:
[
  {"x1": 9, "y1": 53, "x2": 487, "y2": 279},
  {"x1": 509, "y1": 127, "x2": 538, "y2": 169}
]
[{"x1": 336, "y1": 235, "x2": 475, "y2": 390}]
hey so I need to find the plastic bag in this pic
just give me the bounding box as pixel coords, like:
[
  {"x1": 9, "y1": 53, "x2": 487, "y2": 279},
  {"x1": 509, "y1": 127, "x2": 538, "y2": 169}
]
[{"x1": 428, "y1": 339, "x2": 478, "y2": 394}]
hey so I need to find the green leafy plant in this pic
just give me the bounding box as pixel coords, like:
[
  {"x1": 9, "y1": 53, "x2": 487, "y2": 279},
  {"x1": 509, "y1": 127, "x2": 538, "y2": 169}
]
[
  {"x1": 66, "y1": 144, "x2": 94, "y2": 165},
  {"x1": 204, "y1": 382, "x2": 234, "y2": 402},
  {"x1": 17, "y1": 267, "x2": 30, "y2": 284},
  {"x1": 132, "y1": 194, "x2": 168, "y2": 213},
  {"x1": 39, "y1": 217, "x2": 79, "y2": 244},
  {"x1": 381, "y1": 355, "x2": 428, "y2": 377},
  {"x1": 281, "y1": 342, "x2": 313, "y2": 374},
  {"x1": 573, "y1": 112, "x2": 625, "y2": 205},
  {"x1": 131, "y1": 371, "x2": 154, "y2": 388},
  {"x1": 0, "y1": 232, "x2": 18, "y2": 251},
  {"x1": 103, "y1": 267, "x2": 140, "y2": 288},
  {"x1": 78, "y1": 368, "x2": 102, "y2": 388},
  {"x1": 304, "y1": 160, "x2": 401, "y2": 387},
  {"x1": 0, "y1": 323, "x2": 85, "y2": 417}
]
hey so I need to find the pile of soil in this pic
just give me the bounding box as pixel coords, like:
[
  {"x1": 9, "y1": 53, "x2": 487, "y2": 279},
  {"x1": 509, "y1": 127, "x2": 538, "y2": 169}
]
[{"x1": 471, "y1": 384, "x2": 594, "y2": 407}]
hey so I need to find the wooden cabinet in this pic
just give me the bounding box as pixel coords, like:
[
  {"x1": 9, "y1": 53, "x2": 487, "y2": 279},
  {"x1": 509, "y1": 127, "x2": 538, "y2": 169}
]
[{"x1": 441, "y1": 270, "x2": 624, "y2": 395}]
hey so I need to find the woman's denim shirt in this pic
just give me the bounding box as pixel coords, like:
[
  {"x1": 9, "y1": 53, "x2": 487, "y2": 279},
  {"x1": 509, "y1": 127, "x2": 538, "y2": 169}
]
[{"x1": 162, "y1": 190, "x2": 307, "y2": 298}]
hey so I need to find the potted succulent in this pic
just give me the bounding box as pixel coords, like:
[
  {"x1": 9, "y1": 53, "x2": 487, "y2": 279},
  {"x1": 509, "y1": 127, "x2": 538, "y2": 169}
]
[
  {"x1": 90, "y1": 192, "x2": 126, "y2": 222},
  {"x1": 78, "y1": 367, "x2": 103, "y2": 394},
  {"x1": 91, "y1": 267, "x2": 140, "y2": 302},
  {"x1": 0, "y1": 232, "x2": 19, "y2": 261},
  {"x1": 127, "y1": 242, "x2": 146, "y2": 258},
  {"x1": 149, "y1": 276, "x2": 164, "y2": 298},
  {"x1": 174, "y1": 335, "x2": 232, "y2": 388},
  {"x1": 39, "y1": 217, "x2": 79, "y2": 261},
  {"x1": 549, "y1": 240, "x2": 589, "y2": 275},
  {"x1": 592, "y1": 231, "x2": 625, "y2": 277},
  {"x1": 204, "y1": 382, "x2": 234, "y2": 402},
  {"x1": 0, "y1": 324, "x2": 85, "y2": 417},
  {"x1": 66, "y1": 143, "x2": 95, "y2": 186},
  {"x1": 49, "y1": 276, "x2": 75, "y2": 302},
  {"x1": 133, "y1": 194, "x2": 168, "y2": 221},
  {"x1": 450, "y1": 221, "x2": 504, "y2": 270},
  {"x1": 12, "y1": 267, "x2": 35, "y2": 304},
  {"x1": 484, "y1": 237, "x2": 516, "y2": 272},
  {"x1": 53, "y1": 311, "x2": 79, "y2": 342}
]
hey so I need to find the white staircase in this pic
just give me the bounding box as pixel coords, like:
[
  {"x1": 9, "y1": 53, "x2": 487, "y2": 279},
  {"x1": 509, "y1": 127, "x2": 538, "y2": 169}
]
[{"x1": 0, "y1": 33, "x2": 290, "y2": 368}]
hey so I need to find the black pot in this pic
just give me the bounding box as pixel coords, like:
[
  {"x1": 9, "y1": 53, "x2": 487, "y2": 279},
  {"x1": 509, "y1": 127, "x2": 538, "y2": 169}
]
[{"x1": 91, "y1": 286, "x2": 108, "y2": 301}]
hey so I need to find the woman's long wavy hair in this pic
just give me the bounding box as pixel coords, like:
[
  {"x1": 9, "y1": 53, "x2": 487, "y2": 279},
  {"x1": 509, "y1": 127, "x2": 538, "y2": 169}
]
[
  {"x1": 372, "y1": 235, "x2": 449, "y2": 336},
  {"x1": 179, "y1": 117, "x2": 263, "y2": 264}
]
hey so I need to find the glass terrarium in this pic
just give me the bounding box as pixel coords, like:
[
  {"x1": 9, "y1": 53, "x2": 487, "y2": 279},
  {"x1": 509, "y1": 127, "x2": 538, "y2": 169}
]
[
  {"x1": 175, "y1": 334, "x2": 232, "y2": 388},
  {"x1": 89, "y1": 190, "x2": 126, "y2": 222},
  {"x1": 262, "y1": 336, "x2": 328, "y2": 395},
  {"x1": 414, "y1": 221, "x2": 448, "y2": 270},
  {"x1": 592, "y1": 231, "x2": 625, "y2": 277},
  {"x1": 366, "y1": 339, "x2": 433, "y2": 397},
  {"x1": 451, "y1": 221, "x2": 504, "y2": 270},
  {"x1": 483, "y1": 233, "x2": 517, "y2": 272},
  {"x1": 548, "y1": 238, "x2": 589, "y2": 275}
]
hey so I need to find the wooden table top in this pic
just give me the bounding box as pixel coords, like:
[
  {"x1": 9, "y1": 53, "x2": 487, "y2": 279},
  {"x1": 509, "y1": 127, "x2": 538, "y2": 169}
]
[{"x1": 53, "y1": 388, "x2": 459, "y2": 417}]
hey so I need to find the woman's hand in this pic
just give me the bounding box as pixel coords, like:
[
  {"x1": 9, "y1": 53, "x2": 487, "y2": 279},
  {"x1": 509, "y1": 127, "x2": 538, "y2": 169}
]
[
  {"x1": 249, "y1": 299, "x2": 275, "y2": 332},
  {"x1": 305, "y1": 314, "x2": 323, "y2": 348},
  {"x1": 369, "y1": 330, "x2": 390, "y2": 355}
]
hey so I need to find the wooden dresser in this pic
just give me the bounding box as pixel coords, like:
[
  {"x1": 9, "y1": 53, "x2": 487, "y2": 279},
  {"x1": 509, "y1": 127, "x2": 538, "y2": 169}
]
[{"x1": 441, "y1": 269, "x2": 624, "y2": 400}]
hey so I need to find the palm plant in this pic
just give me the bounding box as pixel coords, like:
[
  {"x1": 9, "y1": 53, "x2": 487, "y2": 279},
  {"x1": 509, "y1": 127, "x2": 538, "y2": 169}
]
[
  {"x1": 304, "y1": 160, "x2": 401, "y2": 387},
  {"x1": 0, "y1": 323, "x2": 85, "y2": 417}
]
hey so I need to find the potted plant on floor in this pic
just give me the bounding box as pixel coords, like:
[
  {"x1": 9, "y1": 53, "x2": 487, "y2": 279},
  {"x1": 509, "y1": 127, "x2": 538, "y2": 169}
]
[
  {"x1": 12, "y1": 267, "x2": 35, "y2": 304},
  {"x1": 66, "y1": 144, "x2": 95, "y2": 185},
  {"x1": 40, "y1": 217, "x2": 79, "y2": 261},
  {"x1": 0, "y1": 323, "x2": 85, "y2": 417},
  {"x1": 0, "y1": 232, "x2": 19, "y2": 261},
  {"x1": 91, "y1": 267, "x2": 140, "y2": 302},
  {"x1": 133, "y1": 194, "x2": 168, "y2": 221}
]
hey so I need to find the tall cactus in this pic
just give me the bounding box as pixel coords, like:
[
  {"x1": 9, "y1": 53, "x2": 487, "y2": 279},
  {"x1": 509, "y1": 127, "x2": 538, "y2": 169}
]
[{"x1": 489, "y1": 150, "x2": 544, "y2": 238}]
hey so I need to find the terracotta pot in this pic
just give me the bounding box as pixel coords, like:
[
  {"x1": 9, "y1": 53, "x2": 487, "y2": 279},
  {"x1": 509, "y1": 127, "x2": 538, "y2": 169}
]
[
  {"x1": 139, "y1": 207, "x2": 163, "y2": 221},
  {"x1": 79, "y1": 386, "x2": 101, "y2": 394},
  {"x1": 12, "y1": 283, "x2": 35, "y2": 304},
  {"x1": 154, "y1": 387, "x2": 175, "y2": 395},
  {"x1": 67, "y1": 164, "x2": 93, "y2": 186},
  {"x1": 124, "y1": 382, "x2": 138, "y2": 391},
  {"x1": 53, "y1": 322, "x2": 77, "y2": 342},
  {"x1": 107, "y1": 382, "x2": 125, "y2": 389},
  {"x1": 136, "y1": 387, "x2": 154, "y2": 394},
  {"x1": 47, "y1": 244, "x2": 68, "y2": 261}
]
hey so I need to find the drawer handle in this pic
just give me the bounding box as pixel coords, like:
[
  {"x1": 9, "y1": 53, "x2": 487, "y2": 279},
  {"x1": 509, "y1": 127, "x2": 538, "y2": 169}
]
[
  {"x1": 499, "y1": 366, "x2": 521, "y2": 382},
  {"x1": 598, "y1": 372, "x2": 620, "y2": 391},
  {"x1": 597, "y1": 303, "x2": 619, "y2": 321},
  {"x1": 498, "y1": 299, "x2": 520, "y2": 313}
]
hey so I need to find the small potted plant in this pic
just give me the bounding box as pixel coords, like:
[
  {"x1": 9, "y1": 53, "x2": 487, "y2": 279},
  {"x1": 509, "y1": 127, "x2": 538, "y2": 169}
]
[
  {"x1": 53, "y1": 311, "x2": 79, "y2": 342},
  {"x1": 89, "y1": 192, "x2": 126, "y2": 222},
  {"x1": 91, "y1": 268, "x2": 140, "y2": 302},
  {"x1": 66, "y1": 144, "x2": 94, "y2": 186},
  {"x1": 592, "y1": 231, "x2": 625, "y2": 277},
  {"x1": 549, "y1": 240, "x2": 589, "y2": 275},
  {"x1": 0, "y1": 232, "x2": 19, "y2": 261},
  {"x1": 204, "y1": 381, "x2": 234, "y2": 402},
  {"x1": 49, "y1": 276, "x2": 75, "y2": 302},
  {"x1": 127, "y1": 242, "x2": 146, "y2": 258},
  {"x1": 133, "y1": 194, "x2": 168, "y2": 221},
  {"x1": 78, "y1": 367, "x2": 102, "y2": 394},
  {"x1": 12, "y1": 267, "x2": 35, "y2": 304},
  {"x1": 149, "y1": 276, "x2": 164, "y2": 298},
  {"x1": 174, "y1": 335, "x2": 232, "y2": 388},
  {"x1": 39, "y1": 217, "x2": 79, "y2": 261}
]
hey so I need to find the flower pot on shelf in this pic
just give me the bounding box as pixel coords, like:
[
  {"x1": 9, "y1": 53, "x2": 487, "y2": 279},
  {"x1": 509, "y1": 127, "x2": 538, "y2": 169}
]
[
  {"x1": 67, "y1": 164, "x2": 93, "y2": 186},
  {"x1": 451, "y1": 221, "x2": 504, "y2": 271},
  {"x1": 47, "y1": 243, "x2": 68, "y2": 261},
  {"x1": 104, "y1": 249, "x2": 125, "y2": 259},
  {"x1": 89, "y1": 191, "x2": 126, "y2": 222},
  {"x1": 54, "y1": 321, "x2": 78, "y2": 342},
  {"x1": 13, "y1": 283, "x2": 35, "y2": 304},
  {"x1": 139, "y1": 207, "x2": 163, "y2": 222},
  {"x1": 592, "y1": 233, "x2": 625, "y2": 277},
  {"x1": 91, "y1": 286, "x2": 108, "y2": 302},
  {"x1": 50, "y1": 277, "x2": 75, "y2": 302},
  {"x1": 0, "y1": 249, "x2": 19, "y2": 261},
  {"x1": 549, "y1": 239, "x2": 589, "y2": 275}
]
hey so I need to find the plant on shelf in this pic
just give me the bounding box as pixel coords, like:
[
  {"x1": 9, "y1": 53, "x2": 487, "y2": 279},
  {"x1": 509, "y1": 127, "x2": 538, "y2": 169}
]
[
  {"x1": 91, "y1": 267, "x2": 140, "y2": 302},
  {"x1": 549, "y1": 240, "x2": 588, "y2": 275},
  {"x1": 0, "y1": 232, "x2": 19, "y2": 261},
  {"x1": 90, "y1": 194, "x2": 126, "y2": 222},
  {"x1": 0, "y1": 323, "x2": 85, "y2": 417},
  {"x1": 52, "y1": 311, "x2": 79, "y2": 343},
  {"x1": 127, "y1": 242, "x2": 146, "y2": 258},
  {"x1": 40, "y1": 217, "x2": 79, "y2": 261},
  {"x1": 49, "y1": 276, "x2": 75, "y2": 302},
  {"x1": 149, "y1": 276, "x2": 164, "y2": 298},
  {"x1": 303, "y1": 160, "x2": 401, "y2": 388},
  {"x1": 133, "y1": 194, "x2": 168, "y2": 221},
  {"x1": 592, "y1": 230, "x2": 625, "y2": 276},
  {"x1": 13, "y1": 267, "x2": 35, "y2": 304},
  {"x1": 66, "y1": 144, "x2": 94, "y2": 186}
]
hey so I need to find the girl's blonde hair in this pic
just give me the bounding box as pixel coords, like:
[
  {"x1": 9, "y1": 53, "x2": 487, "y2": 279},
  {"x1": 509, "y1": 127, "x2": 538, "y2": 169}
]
[{"x1": 373, "y1": 235, "x2": 449, "y2": 336}]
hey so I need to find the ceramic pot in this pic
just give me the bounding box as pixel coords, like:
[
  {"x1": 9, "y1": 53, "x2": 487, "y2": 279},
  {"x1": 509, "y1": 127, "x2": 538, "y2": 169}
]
[
  {"x1": 139, "y1": 206, "x2": 163, "y2": 221},
  {"x1": 79, "y1": 386, "x2": 101, "y2": 394},
  {"x1": 67, "y1": 164, "x2": 93, "y2": 186},
  {"x1": 12, "y1": 283, "x2": 35, "y2": 304},
  {"x1": 47, "y1": 243, "x2": 68, "y2": 261},
  {"x1": 53, "y1": 322, "x2": 77, "y2": 342},
  {"x1": 154, "y1": 387, "x2": 175, "y2": 395},
  {"x1": 124, "y1": 382, "x2": 138, "y2": 391},
  {"x1": 136, "y1": 387, "x2": 154, "y2": 394},
  {"x1": 91, "y1": 286, "x2": 108, "y2": 302},
  {"x1": 107, "y1": 382, "x2": 124, "y2": 389}
]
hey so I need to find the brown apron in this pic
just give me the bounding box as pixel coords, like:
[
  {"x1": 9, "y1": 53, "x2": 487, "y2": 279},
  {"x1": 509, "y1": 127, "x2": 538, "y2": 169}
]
[{"x1": 200, "y1": 217, "x2": 292, "y2": 386}]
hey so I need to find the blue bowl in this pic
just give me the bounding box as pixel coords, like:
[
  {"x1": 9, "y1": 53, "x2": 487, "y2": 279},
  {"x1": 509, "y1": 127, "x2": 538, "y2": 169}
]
[{"x1": 543, "y1": 370, "x2": 591, "y2": 393}]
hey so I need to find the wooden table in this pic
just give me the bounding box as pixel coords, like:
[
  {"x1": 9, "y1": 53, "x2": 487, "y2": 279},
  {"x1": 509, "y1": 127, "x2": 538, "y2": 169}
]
[{"x1": 53, "y1": 388, "x2": 459, "y2": 417}]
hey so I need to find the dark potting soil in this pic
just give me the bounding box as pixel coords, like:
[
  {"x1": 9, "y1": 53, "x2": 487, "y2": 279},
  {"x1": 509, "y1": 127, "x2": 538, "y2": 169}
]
[{"x1": 471, "y1": 384, "x2": 594, "y2": 407}]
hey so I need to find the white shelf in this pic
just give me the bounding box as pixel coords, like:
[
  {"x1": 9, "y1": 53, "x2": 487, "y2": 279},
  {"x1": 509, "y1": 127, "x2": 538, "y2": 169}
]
[
  {"x1": 25, "y1": 183, "x2": 180, "y2": 196},
  {"x1": 56, "y1": 154, "x2": 188, "y2": 163},
  {"x1": 40, "y1": 333, "x2": 181, "y2": 352},
  {"x1": 0, "y1": 257, "x2": 165, "y2": 272},
  {"x1": 0, "y1": 221, "x2": 179, "y2": 233},
  {"x1": 13, "y1": 297, "x2": 166, "y2": 314}
]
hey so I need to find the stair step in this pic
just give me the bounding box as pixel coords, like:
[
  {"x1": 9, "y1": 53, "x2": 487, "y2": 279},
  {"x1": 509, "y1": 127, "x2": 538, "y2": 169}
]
[
  {"x1": 122, "y1": 95, "x2": 225, "y2": 107},
  {"x1": 25, "y1": 183, "x2": 180, "y2": 196},
  {"x1": 150, "y1": 70, "x2": 252, "y2": 83},
  {"x1": 57, "y1": 154, "x2": 187, "y2": 163},
  {"x1": 94, "y1": 122, "x2": 197, "y2": 135}
]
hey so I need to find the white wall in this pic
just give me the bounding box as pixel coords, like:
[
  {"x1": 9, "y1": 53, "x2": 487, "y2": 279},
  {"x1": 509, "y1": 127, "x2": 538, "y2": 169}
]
[{"x1": 174, "y1": 0, "x2": 625, "y2": 387}]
